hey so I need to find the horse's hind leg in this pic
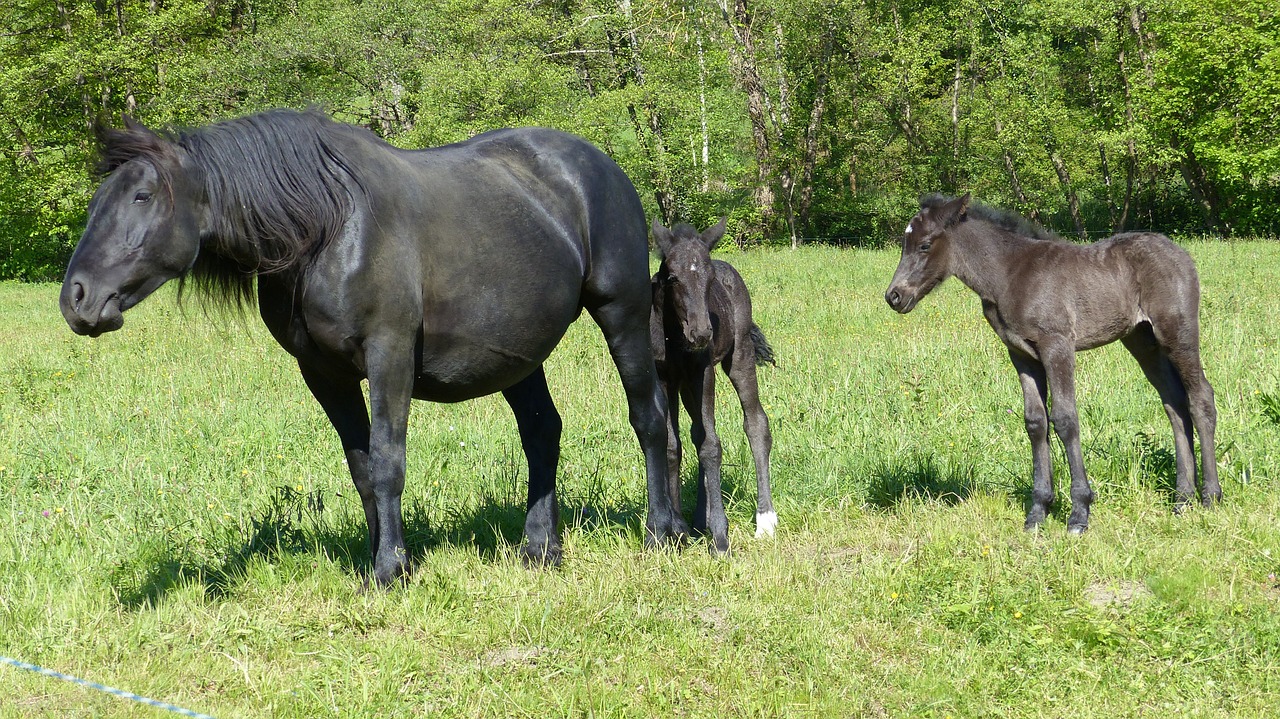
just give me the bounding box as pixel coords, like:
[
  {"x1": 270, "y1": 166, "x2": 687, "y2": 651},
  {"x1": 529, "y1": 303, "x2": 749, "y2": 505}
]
[
  {"x1": 723, "y1": 351, "x2": 775, "y2": 538},
  {"x1": 683, "y1": 366, "x2": 730, "y2": 555},
  {"x1": 1009, "y1": 351, "x2": 1056, "y2": 530},
  {"x1": 586, "y1": 301, "x2": 691, "y2": 546},
  {"x1": 501, "y1": 366, "x2": 563, "y2": 567},
  {"x1": 1122, "y1": 325, "x2": 1201, "y2": 510}
]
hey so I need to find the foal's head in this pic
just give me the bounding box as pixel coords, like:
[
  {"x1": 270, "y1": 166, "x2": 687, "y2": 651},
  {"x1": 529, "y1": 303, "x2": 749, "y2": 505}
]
[
  {"x1": 884, "y1": 193, "x2": 969, "y2": 313},
  {"x1": 652, "y1": 217, "x2": 727, "y2": 351}
]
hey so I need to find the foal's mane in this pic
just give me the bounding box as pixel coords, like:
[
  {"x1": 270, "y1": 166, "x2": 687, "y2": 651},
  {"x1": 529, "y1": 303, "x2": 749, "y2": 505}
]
[
  {"x1": 921, "y1": 194, "x2": 1059, "y2": 241},
  {"x1": 96, "y1": 108, "x2": 365, "y2": 309}
]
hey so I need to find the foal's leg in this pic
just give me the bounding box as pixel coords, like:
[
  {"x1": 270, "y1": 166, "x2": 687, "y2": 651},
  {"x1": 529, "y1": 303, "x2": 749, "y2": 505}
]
[
  {"x1": 1009, "y1": 351, "x2": 1054, "y2": 530},
  {"x1": 1039, "y1": 342, "x2": 1094, "y2": 533},
  {"x1": 723, "y1": 351, "x2": 775, "y2": 538},
  {"x1": 1121, "y1": 327, "x2": 1199, "y2": 510},
  {"x1": 684, "y1": 364, "x2": 730, "y2": 555},
  {"x1": 501, "y1": 366, "x2": 563, "y2": 567},
  {"x1": 663, "y1": 374, "x2": 684, "y2": 515},
  {"x1": 1154, "y1": 326, "x2": 1221, "y2": 506},
  {"x1": 587, "y1": 302, "x2": 690, "y2": 546}
]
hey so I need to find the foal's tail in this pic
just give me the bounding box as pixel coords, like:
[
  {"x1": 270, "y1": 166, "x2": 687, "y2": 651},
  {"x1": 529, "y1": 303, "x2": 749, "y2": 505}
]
[{"x1": 749, "y1": 324, "x2": 777, "y2": 367}]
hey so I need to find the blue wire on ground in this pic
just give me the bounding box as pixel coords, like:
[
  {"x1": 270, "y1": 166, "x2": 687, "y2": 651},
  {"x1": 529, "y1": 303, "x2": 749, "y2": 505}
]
[{"x1": 1, "y1": 654, "x2": 217, "y2": 719}]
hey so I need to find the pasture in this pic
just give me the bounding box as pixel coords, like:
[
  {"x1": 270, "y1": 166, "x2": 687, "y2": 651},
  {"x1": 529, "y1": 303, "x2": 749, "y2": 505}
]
[{"x1": 1, "y1": 242, "x2": 1278, "y2": 717}]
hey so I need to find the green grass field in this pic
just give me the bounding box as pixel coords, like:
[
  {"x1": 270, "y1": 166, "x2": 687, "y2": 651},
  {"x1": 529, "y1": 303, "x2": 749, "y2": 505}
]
[{"x1": 2, "y1": 242, "x2": 1278, "y2": 717}]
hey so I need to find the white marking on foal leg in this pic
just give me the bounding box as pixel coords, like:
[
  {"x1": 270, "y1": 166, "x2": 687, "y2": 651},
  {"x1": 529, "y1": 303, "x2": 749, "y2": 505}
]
[{"x1": 755, "y1": 510, "x2": 777, "y2": 538}]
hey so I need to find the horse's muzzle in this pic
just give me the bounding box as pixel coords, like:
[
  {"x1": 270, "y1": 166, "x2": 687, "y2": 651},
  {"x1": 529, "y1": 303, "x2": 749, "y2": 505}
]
[{"x1": 60, "y1": 280, "x2": 125, "y2": 337}]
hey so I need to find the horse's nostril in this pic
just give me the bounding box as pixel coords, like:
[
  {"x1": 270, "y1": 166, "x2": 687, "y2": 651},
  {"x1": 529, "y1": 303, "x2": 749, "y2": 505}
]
[
  {"x1": 72, "y1": 282, "x2": 86, "y2": 310},
  {"x1": 886, "y1": 290, "x2": 900, "y2": 307}
]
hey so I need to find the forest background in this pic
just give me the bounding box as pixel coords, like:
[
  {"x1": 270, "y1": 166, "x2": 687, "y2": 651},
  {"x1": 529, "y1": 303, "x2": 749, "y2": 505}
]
[{"x1": 1, "y1": 0, "x2": 1278, "y2": 280}]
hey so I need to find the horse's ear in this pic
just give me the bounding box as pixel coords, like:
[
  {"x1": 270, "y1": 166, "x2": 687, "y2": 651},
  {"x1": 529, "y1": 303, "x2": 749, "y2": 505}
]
[
  {"x1": 652, "y1": 217, "x2": 674, "y2": 257},
  {"x1": 957, "y1": 192, "x2": 970, "y2": 220},
  {"x1": 701, "y1": 216, "x2": 728, "y2": 251}
]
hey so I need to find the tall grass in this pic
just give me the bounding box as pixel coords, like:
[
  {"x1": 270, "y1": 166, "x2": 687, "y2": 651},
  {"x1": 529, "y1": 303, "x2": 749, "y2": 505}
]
[{"x1": 1, "y1": 242, "x2": 1278, "y2": 717}]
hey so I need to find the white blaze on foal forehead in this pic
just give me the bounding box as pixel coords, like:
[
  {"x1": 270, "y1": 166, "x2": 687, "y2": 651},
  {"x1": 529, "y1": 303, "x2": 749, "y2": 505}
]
[{"x1": 904, "y1": 221, "x2": 914, "y2": 235}]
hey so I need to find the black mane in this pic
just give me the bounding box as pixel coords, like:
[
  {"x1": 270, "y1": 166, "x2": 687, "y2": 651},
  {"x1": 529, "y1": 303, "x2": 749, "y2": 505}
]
[
  {"x1": 96, "y1": 108, "x2": 364, "y2": 308},
  {"x1": 921, "y1": 193, "x2": 1060, "y2": 241}
]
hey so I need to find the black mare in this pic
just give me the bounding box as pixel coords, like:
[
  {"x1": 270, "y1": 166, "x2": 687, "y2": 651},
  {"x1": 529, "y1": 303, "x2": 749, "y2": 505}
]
[
  {"x1": 650, "y1": 219, "x2": 776, "y2": 554},
  {"x1": 885, "y1": 194, "x2": 1221, "y2": 532},
  {"x1": 60, "y1": 109, "x2": 689, "y2": 586}
]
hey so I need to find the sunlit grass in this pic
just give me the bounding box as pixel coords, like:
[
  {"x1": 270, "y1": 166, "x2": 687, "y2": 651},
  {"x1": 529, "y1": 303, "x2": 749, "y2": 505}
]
[{"x1": 1, "y1": 241, "x2": 1278, "y2": 717}]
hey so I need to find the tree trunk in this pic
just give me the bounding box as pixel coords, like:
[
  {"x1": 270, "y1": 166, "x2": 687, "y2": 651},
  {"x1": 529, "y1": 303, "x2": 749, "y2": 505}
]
[
  {"x1": 793, "y1": 35, "x2": 833, "y2": 246},
  {"x1": 611, "y1": 0, "x2": 677, "y2": 225},
  {"x1": 1047, "y1": 142, "x2": 1087, "y2": 240},
  {"x1": 716, "y1": 0, "x2": 776, "y2": 234},
  {"x1": 994, "y1": 117, "x2": 1039, "y2": 223}
]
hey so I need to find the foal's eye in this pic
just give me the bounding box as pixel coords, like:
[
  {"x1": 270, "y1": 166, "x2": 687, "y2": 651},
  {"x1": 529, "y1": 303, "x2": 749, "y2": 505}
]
[
  {"x1": 919, "y1": 242, "x2": 932, "y2": 252},
  {"x1": 133, "y1": 190, "x2": 152, "y2": 204}
]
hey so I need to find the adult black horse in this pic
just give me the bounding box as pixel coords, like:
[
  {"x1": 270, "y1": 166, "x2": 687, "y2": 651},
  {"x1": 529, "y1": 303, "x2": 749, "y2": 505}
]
[{"x1": 60, "y1": 108, "x2": 688, "y2": 586}]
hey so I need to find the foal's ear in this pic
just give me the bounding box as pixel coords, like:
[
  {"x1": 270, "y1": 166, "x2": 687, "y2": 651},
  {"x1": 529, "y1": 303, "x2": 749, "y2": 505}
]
[
  {"x1": 943, "y1": 193, "x2": 970, "y2": 226},
  {"x1": 652, "y1": 217, "x2": 675, "y2": 257},
  {"x1": 701, "y1": 217, "x2": 728, "y2": 251}
]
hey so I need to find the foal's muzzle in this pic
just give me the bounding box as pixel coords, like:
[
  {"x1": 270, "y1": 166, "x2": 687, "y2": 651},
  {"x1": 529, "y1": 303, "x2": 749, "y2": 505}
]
[{"x1": 885, "y1": 287, "x2": 912, "y2": 313}]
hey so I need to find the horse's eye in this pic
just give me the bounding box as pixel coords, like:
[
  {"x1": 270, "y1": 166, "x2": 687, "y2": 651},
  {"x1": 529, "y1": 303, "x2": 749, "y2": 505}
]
[
  {"x1": 919, "y1": 242, "x2": 932, "y2": 252},
  {"x1": 133, "y1": 191, "x2": 152, "y2": 204}
]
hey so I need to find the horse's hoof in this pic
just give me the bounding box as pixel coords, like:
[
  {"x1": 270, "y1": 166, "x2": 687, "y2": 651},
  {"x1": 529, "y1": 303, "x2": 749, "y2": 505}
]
[
  {"x1": 1023, "y1": 514, "x2": 1046, "y2": 532},
  {"x1": 520, "y1": 543, "x2": 563, "y2": 569},
  {"x1": 1066, "y1": 523, "x2": 1088, "y2": 536},
  {"x1": 755, "y1": 510, "x2": 778, "y2": 538},
  {"x1": 709, "y1": 540, "x2": 731, "y2": 558},
  {"x1": 1202, "y1": 491, "x2": 1223, "y2": 508}
]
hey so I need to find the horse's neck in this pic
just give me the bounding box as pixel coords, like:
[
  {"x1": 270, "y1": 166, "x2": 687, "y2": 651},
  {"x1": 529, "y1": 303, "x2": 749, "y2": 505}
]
[{"x1": 949, "y1": 224, "x2": 1032, "y2": 303}]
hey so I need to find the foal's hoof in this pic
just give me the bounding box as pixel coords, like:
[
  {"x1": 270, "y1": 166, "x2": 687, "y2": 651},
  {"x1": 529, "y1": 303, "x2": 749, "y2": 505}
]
[
  {"x1": 1066, "y1": 523, "x2": 1088, "y2": 536},
  {"x1": 754, "y1": 511, "x2": 778, "y2": 539},
  {"x1": 1201, "y1": 491, "x2": 1224, "y2": 508},
  {"x1": 520, "y1": 543, "x2": 563, "y2": 569}
]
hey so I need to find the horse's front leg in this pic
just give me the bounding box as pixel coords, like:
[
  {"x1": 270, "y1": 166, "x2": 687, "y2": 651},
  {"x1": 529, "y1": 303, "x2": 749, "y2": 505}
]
[
  {"x1": 587, "y1": 303, "x2": 690, "y2": 547},
  {"x1": 1009, "y1": 351, "x2": 1054, "y2": 531},
  {"x1": 1039, "y1": 343, "x2": 1094, "y2": 533},
  {"x1": 360, "y1": 340, "x2": 416, "y2": 585},
  {"x1": 299, "y1": 363, "x2": 375, "y2": 561},
  {"x1": 685, "y1": 364, "x2": 729, "y2": 555},
  {"x1": 501, "y1": 367, "x2": 563, "y2": 568}
]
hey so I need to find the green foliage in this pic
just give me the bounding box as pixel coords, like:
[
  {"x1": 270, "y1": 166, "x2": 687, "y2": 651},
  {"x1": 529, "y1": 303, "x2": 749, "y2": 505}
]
[{"x1": 2, "y1": 0, "x2": 1278, "y2": 278}]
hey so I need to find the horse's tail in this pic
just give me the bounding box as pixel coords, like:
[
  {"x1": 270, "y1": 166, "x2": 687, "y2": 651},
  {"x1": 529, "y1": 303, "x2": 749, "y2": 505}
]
[{"x1": 749, "y1": 324, "x2": 777, "y2": 367}]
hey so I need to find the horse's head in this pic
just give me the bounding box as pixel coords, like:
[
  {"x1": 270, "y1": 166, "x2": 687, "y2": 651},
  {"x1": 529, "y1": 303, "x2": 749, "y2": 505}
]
[
  {"x1": 60, "y1": 118, "x2": 206, "y2": 337},
  {"x1": 653, "y1": 217, "x2": 726, "y2": 351},
  {"x1": 885, "y1": 193, "x2": 969, "y2": 314}
]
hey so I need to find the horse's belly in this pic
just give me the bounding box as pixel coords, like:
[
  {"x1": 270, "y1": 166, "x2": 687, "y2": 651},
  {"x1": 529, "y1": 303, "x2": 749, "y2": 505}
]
[{"x1": 410, "y1": 329, "x2": 563, "y2": 403}]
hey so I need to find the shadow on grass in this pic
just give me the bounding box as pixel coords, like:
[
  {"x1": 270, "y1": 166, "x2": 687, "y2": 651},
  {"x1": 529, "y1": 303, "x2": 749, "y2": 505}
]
[
  {"x1": 110, "y1": 475, "x2": 646, "y2": 609},
  {"x1": 865, "y1": 452, "x2": 980, "y2": 509},
  {"x1": 1131, "y1": 429, "x2": 1179, "y2": 504}
]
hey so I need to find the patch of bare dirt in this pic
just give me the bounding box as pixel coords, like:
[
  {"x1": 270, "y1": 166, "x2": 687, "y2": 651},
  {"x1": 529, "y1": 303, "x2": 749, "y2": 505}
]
[{"x1": 1084, "y1": 580, "x2": 1153, "y2": 609}]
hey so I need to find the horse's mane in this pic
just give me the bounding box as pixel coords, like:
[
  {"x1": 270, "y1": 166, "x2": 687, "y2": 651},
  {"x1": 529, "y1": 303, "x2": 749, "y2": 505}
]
[
  {"x1": 95, "y1": 108, "x2": 365, "y2": 309},
  {"x1": 920, "y1": 194, "x2": 1059, "y2": 241}
]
